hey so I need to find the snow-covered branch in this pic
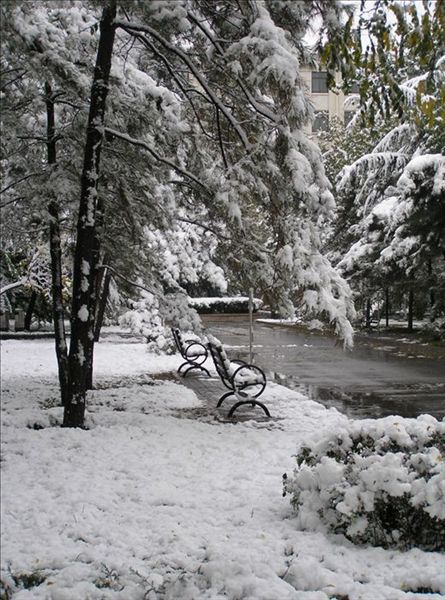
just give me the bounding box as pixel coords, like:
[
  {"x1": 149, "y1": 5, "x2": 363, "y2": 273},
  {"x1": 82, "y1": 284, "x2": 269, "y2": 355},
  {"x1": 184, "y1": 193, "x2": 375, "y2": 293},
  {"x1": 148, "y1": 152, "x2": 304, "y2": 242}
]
[
  {"x1": 124, "y1": 29, "x2": 214, "y2": 140},
  {"x1": 98, "y1": 264, "x2": 159, "y2": 296},
  {"x1": 104, "y1": 127, "x2": 212, "y2": 194},
  {"x1": 0, "y1": 279, "x2": 27, "y2": 295},
  {"x1": 175, "y1": 216, "x2": 231, "y2": 241},
  {"x1": 337, "y1": 152, "x2": 409, "y2": 193},
  {"x1": 115, "y1": 20, "x2": 251, "y2": 150},
  {"x1": 372, "y1": 124, "x2": 414, "y2": 154},
  {"x1": 0, "y1": 171, "x2": 45, "y2": 195},
  {"x1": 186, "y1": 10, "x2": 277, "y2": 123}
]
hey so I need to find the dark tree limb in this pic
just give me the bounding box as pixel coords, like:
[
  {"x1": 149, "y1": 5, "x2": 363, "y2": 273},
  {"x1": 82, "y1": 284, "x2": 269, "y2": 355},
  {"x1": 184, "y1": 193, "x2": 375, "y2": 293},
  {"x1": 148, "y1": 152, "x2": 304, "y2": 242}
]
[
  {"x1": 126, "y1": 29, "x2": 213, "y2": 140},
  {"x1": 0, "y1": 171, "x2": 45, "y2": 195},
  {"x1": 104, "y1": 127, "x2": 212, "y2": 195},
  {"x1": 94, "y1": 266, "x2": 112, "y2": 342},
  {"x1": 24, "y1": 290, "x2": 37, "y2": 331},
  {"x1": 64, "y1": 0, "x2": 117, "y2": 427},
  {"x1": 98, "y1": 264, "x2": 159, "y2": 296},
  {"x1": 45, "y1": 80, "x2": 69, "y2": 406},
  {"x1": 115, "y1": 19, "x2": 251, "y2": 149}
]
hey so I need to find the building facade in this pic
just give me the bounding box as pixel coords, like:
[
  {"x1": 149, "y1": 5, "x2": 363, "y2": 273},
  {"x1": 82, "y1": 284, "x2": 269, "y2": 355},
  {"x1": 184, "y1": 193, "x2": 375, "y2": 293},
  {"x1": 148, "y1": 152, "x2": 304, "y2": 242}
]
[{"x1": 300, "y1": 67, "x2": 358, "y2": 133}]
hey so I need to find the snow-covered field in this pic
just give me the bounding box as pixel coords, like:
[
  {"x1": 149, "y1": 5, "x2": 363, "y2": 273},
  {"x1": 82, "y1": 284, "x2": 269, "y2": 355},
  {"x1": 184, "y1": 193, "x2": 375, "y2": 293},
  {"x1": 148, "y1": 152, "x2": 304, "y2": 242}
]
[{"x1": 1, "y1": 337, "x2": 444, "y2": 600}]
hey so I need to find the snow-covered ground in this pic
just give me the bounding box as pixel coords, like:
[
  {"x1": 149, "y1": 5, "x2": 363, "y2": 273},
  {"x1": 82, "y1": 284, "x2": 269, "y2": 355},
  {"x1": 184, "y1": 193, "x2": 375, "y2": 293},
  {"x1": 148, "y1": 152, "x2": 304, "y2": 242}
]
[{"x1": 1, "y1": 336, "x2": 444, "y2": 600}]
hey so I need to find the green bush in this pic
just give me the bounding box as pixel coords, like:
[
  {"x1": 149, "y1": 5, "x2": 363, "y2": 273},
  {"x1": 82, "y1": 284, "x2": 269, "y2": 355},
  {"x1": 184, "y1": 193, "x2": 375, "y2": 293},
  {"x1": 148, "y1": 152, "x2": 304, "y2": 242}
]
[{"x1": 283, "y1": 415, "x2": 445, "y2": 550}]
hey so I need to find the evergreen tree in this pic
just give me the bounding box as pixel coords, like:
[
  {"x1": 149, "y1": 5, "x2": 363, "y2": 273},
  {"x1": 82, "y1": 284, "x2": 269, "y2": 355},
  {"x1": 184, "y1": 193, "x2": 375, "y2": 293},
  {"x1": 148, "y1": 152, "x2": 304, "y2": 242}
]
[
  {"x1": 324, "y1": 0, "x2": 445, "y2": 325},
  {"x1": 2, "y1": 0, "x2": 359, "y2": 427}
]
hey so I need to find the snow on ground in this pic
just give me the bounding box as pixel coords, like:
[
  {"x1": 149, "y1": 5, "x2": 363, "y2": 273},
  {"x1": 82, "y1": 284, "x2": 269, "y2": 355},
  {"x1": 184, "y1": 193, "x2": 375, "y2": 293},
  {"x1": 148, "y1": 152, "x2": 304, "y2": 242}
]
[{"x1": 1, "y1": 337, "x2": 444, "y2": 600}]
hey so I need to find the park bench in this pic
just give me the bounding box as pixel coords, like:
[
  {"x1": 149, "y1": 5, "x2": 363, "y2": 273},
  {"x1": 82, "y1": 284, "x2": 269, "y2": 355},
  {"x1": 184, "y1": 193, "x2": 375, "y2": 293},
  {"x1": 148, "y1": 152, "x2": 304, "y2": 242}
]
[
  {"x1": 206, "y1": 334, "x2": 270, "y2": 418},
  {"x1": 171, "y1": 327, "x2": 210, "y2": 377}
]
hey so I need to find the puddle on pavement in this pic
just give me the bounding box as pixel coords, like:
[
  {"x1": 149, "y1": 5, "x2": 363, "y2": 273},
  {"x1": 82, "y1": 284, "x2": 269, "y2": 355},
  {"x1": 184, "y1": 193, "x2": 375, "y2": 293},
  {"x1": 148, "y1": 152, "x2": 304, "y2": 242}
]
[
  {"x1": 204, "y1": 321, "x2": 445, "y2": 421},
  {"x1": 269, "y1": 371, "x2": 445, "y2": 420}
]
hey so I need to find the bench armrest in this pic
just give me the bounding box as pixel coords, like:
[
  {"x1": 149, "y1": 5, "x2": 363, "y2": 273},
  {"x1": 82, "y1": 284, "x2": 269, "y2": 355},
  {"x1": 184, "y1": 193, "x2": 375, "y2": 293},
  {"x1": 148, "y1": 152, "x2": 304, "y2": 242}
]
[
  {"x1": 184, "y1": 340, "x2": 208, "y2": 361},
  {"x1": 230, "y1": 363, "x2": 266, "y2": 386}
]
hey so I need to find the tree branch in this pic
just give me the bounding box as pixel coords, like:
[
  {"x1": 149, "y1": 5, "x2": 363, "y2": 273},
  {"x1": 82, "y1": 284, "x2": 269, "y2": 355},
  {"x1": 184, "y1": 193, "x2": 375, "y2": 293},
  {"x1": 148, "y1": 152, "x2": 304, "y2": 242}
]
[
  {"x1": 0, "y1": 171, "x2": 46, "y2": 195},
  {"x1": 186, "y1": 10, "x2": 277, "y2": 123},
  {"x1": 0, "y1": 195, "x2": 27, "y2": 209},
  {"x1": 127, "y1": 30, "x2": 214, "y2": 140},
  {"x1": 216, "y1": 107, "x2": 229, "y2": 169},
  {"x1": 0, "y1": 69, "x2": 28, "y2": 91},
  {"x1": 115, "y1": 20, "x2": 251, "y2": 150},
  {"x1": 97, "y1": 264, "x2": 159, "y2": 296},
  {"x1": 0, "y1": 279, "x2": 28, "y2": 296},
  {"x1": 104, "y1": 127, "x2": 212, "y2": 195},
  {"x1": 176, "y1": 216, "x2": 231, "y2": 241}
]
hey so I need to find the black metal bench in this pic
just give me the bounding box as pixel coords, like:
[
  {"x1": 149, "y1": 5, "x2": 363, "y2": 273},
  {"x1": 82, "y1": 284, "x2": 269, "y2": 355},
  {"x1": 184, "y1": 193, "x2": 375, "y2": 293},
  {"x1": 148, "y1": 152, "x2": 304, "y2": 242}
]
[
  {"x1": 206, "y1": 334, "x2": 270, "y2": 418},
  {"x1": 171, "y1": 328, "x2": 210, "y2": 377}
]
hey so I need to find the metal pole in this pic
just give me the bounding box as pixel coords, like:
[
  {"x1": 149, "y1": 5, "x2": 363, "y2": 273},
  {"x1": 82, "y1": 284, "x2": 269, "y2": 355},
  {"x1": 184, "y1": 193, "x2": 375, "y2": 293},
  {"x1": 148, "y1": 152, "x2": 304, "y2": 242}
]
[{"x1": 248, "y1": 287, "x2": 254, "y2": 363}]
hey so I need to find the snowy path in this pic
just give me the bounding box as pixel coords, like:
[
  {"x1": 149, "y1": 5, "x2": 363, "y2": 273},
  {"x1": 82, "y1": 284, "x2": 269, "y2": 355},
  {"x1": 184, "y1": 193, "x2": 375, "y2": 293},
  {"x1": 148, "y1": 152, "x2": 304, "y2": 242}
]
[{"x1": 1, "y1": 338, "x2": 444, "y2": 599}]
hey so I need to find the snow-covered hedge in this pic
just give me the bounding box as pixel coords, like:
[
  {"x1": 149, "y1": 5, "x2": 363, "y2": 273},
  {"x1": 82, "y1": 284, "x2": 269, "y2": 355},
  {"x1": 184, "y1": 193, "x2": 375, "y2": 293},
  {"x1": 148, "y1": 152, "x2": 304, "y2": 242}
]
[
  {"x1": 420, "y1": 318, "x2": 445, "y2": 343},
  {"x1": 120, "y1": 291, "x2": 202, "y2": 352},
  {"x1": 189, "y1": 296, "x2": 262, "y2": 314},
  {"x1": 283, "y1": 415, "x2": 445, "y2": 550}
]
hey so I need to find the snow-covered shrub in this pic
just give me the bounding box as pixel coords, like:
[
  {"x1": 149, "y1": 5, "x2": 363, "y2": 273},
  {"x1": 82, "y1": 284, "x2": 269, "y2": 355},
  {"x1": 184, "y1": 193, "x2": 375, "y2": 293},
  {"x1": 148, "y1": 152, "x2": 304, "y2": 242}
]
[
  {"x1": 283, "y1": 415, "x2": 445, "y2": 550},
  {"x1": 120, "y1": 290, "x2": 202, "y2": 353},
  {"x1": 420, "y1": 318, "x2": 445, "y2": 343},
  {"x1": 189, "y1": 296, "x2": 262, "y2": 314}
]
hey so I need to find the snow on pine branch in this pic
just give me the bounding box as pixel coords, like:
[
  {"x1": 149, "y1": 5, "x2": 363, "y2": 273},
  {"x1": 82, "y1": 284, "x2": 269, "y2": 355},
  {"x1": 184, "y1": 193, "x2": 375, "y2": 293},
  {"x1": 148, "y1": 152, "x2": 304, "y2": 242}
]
[
  {"x1": 397, "y1": 154, "x2": 445, "y2": 196},
  {"x1": 398, "y1": 55, "x2": 444, "y2": 106},
  {"x1": 337, "y1": 153, "x2": 444, "y2": 278},
  {"x1": 337, "y1": 152, "x2": 409, "y2": 196},
  {"x1": 104, "y1": 127, "x2": 211, "y2": 194},
  {"x1": 372, "y1": 124, "x2": 415, "y2": 155},
  {"x1": 110, "y1": 56, "x2": 188, "y2": 136},
  {"x1": 224, "y1": 5, "x2": 311, "y2": 124},
  {"x1": 114, "y1": 19, "x2": 251, "y2": 150}
]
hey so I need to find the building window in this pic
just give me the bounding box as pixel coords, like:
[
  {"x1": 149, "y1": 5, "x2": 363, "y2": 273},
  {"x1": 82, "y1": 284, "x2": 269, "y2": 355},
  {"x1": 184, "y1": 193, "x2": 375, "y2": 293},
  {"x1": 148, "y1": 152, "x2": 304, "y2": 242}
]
[
  {"x1": 311, "y1": 71, "x2": 328, "y2": 93},
  {"x1": 312, "y1": 111, "x2": 329, "y2": 132}
]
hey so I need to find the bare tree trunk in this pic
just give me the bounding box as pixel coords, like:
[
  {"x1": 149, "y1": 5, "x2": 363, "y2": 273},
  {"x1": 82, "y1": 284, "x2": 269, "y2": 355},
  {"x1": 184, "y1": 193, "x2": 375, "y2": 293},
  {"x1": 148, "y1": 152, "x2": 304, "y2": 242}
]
[
  {"x1": 428, "y1": 259, "x2": 435, "y2": 322},
  {"x1": 407, "y1": 288, "x2": 414, "y2": 333},
  {"x1": 24, "y1": 290, "x2": 37, "y2": 331},
  {"x1": 64, "y1": 0, "x2": 117, "y2": 427},
  {"x1": 85, "y1": 207, "x2": 106, "y2": 389},
  {"x1": 94, "y1": 267, "x2": 112, "y2": 342},
  {"x1": 385, "y1": 287, "x2": 389, "y2": 327},
  {"x1": 45, "y1": 81, "x2": 69, "y2": 406},
  {"x1": 365, "y1": 297, "x2": 371, "y2": 328}
]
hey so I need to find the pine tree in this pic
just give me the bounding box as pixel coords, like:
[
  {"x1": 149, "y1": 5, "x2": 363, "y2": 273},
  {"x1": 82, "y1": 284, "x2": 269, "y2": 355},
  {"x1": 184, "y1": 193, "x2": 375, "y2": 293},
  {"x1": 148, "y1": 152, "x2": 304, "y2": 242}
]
[
  {"x1": 2, "y1": 0, "x2": 360, "y2": 427},
  {"x1": 324, "y1": 0, "x2": 445, "y2": 325}
]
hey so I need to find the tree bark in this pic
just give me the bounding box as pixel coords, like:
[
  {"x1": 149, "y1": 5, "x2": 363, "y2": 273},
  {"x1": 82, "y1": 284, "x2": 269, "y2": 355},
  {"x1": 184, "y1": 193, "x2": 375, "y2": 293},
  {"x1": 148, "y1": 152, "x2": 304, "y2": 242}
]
[
  {"x1": 94, "y1": 267, "x2": 112, "y2": 342},
  {"x1": 428, "y1": 259, "x2": 435, "y2": 322},
  {"x1": 407, "y1": 288, "x2": 414, "y2": 333},
  {"x1": 385, "y1": 287, "x2": 389, "y2": 327},
  {"x1": 365, "y1": 297, "x2": 371, "y2": 328},
  {"x1": 85, "y1": 205, "x2": 106, "y2": 389},
  {"x1": 64, "y1": 0, "x2": 117, "y2": 427},
  {"x1": 24, "y1": 290, "x2": 37, "y2": 331},
  {"x1": 45, "y1": 81, "x2": 69, "y2": 406}
]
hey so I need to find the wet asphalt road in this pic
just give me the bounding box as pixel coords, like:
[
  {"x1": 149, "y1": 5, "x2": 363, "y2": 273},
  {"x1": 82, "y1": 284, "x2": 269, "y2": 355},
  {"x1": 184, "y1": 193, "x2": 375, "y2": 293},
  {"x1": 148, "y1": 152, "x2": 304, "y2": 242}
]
[{"x1": 203, "y1": 317, "x2": 445, "y2": 420}]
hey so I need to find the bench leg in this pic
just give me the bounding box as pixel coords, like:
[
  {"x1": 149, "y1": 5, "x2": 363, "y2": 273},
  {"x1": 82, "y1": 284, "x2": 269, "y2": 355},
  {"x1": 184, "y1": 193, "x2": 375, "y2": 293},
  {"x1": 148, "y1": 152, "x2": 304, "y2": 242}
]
[
  {"x1": 182, "y1": 364, "x2": 211, "y2": 378},
  {"x1": 177, "y1": 361, "x2": 189, "y2": 374},
  {"x1": 228, "y1": 400, "x2": 270, "y2": 418},
  {"x1": 217, "y1": 390, "x2": 235, "y2": 407}
]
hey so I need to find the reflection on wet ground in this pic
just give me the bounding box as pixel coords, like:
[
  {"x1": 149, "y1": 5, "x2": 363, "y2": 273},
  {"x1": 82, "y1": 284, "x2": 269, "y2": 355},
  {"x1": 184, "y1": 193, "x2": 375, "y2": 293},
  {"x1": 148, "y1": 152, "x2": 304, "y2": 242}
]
[
  {"x1": 203, "y1": 318, "x2": 445, "y2": 420},
  {"x1": 268, "y1": 372, "x2": 445, "y2": 420}
]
